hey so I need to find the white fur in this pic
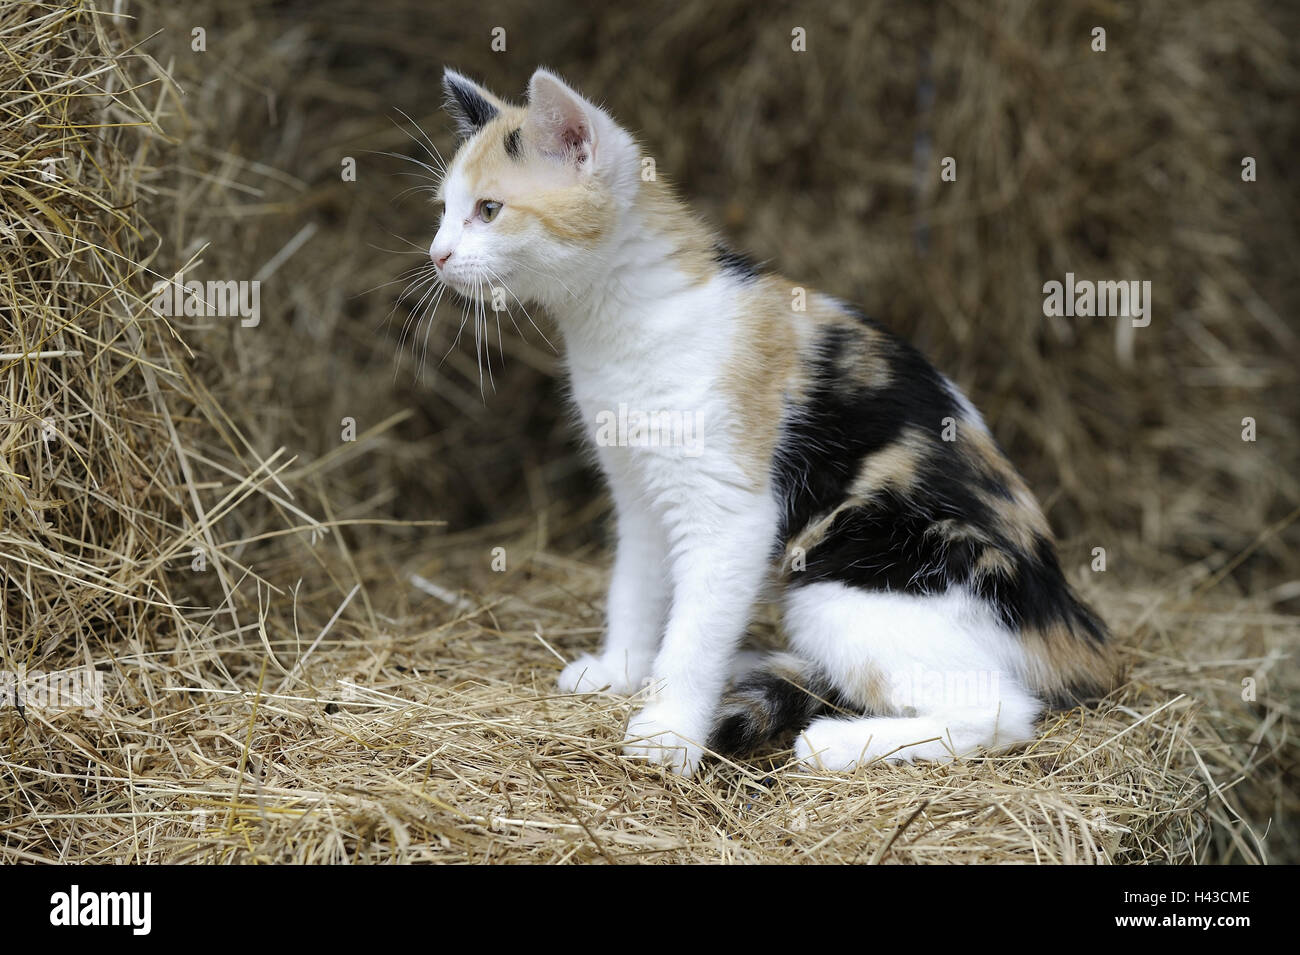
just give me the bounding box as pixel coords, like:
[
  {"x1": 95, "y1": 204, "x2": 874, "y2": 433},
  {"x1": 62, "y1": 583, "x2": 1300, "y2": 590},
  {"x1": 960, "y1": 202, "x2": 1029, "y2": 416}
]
[
  {"x1": 943, "y1": 374, "x2": 991, "y2": 435},
  {"x1": 784, "y1": 582, "x2": 1042, "y2": 769},
  {"x1": 565, "y1": 271, "x2": 778, "y2": 775},
  {"x1": 555, "y1": 479, "x2": 667, "y2": 695}
]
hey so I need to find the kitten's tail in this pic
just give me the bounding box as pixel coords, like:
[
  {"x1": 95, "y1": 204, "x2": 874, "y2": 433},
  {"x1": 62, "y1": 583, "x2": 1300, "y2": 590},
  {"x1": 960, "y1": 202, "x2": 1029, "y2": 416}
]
[{"x1": 708, "y1": 653, "x2": 845, "y2": 755}]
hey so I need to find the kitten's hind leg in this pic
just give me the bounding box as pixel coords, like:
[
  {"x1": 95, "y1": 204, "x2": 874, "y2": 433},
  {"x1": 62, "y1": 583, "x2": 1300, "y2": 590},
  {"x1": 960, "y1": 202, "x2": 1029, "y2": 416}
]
[
  {"x1": 782, "y1": 581, "x2": 1044, "y2": 771},
  {"x1": 793, "y1": 688, "x2": 1041, "y2": 770}
]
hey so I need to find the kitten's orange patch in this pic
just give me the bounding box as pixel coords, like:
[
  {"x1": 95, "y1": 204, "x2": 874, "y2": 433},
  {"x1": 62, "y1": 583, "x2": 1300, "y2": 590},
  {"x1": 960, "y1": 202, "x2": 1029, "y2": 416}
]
[
  {"x1": 715, "y1": 282, "x2": 899, "y2": 494},
  {"x1": 849, "y1": 427, "x2": 928, "y2": 497},
  {"x1": 950, "y1": 419, "x2": 1055, "y2": 555},
  {"x1": 506, "y1": 188, "x2": 612, "y2": 245},
  {"x1": 825, "y1": 322, "x2": 893, "y2": 393},
  {"x1": 784, "y1": 510, "x2": 842, "y2": 570},
  {"x1": 634, "y1": 179, "x2": 717, "y2": 283},
  {"x1": 1021, "y1": 622, "x2": 1117, "y2": 702},
  {"x1": 718, "y1": 277, "x2": 813, "y2": 490},
  {"x1": 785, "y1": 427, "x2": 928, "y2": 563},
  {"x1": 971, "y1": 545, "x2": 1016, "y2": 580},
  {"x1": 827, "y1": 658, "x2": 894, "y2": 715},
  {"x1": 451, "y1": 108, "x2": 614, "y2": 246}
]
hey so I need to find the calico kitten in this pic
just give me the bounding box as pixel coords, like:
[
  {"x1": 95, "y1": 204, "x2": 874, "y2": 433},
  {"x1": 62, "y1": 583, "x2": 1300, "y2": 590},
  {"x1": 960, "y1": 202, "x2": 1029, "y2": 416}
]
[{"x1": 427, "y1": 67, "x2": 1113, "y2": 776}]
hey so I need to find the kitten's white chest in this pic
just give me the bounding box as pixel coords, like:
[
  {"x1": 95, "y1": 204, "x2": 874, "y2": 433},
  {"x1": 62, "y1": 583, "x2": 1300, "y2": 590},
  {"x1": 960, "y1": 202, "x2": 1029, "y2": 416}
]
[
  {"x1": 561, "y1": 282, "x2": 741, "y2": 493},
  {"x1": 564, "y1": 286, "x2": 728, "y2": 422}
]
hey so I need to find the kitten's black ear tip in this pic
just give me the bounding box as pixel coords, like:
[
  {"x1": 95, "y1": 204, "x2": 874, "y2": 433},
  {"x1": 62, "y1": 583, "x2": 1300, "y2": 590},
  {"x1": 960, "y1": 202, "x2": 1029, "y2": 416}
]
[
  {"x1": 441, "y1": 68, "x2": 471, "y2": 101},
  {"x1": 441, "y1": 69, "x2": 500, "y2": 138}
]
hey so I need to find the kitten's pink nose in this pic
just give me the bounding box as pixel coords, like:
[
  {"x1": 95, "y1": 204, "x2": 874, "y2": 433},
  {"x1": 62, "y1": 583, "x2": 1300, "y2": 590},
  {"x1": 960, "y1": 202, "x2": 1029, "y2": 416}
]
[{"x1": 433, "y1": 247, "x2": 453, "y2": 269}]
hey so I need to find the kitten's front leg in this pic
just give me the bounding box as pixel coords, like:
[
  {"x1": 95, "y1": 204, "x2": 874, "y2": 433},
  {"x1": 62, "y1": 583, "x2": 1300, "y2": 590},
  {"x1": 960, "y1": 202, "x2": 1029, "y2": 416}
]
[
  {"x1": 557, "y1": 489, "x2": 668, "y2": 695},
  {"x1": 624, "y1": 491, "x2": 777, "y2": 776}
]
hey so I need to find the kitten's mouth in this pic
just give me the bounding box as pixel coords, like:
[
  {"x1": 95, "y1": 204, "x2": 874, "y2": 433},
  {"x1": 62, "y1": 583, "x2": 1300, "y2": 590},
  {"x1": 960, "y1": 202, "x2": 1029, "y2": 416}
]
[
  {"x1": 441, "y1": 269, "x2": 512, "y2": 301},
  {"x1": 436, "y1": 271, "x2": 477, "y2": 297}
]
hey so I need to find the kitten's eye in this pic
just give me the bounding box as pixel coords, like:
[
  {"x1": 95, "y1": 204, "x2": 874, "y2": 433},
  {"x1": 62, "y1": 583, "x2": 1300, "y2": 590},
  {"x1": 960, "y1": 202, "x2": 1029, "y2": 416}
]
[{"x1": 478, "y1": 199, "x2": 503, "y2": 223}]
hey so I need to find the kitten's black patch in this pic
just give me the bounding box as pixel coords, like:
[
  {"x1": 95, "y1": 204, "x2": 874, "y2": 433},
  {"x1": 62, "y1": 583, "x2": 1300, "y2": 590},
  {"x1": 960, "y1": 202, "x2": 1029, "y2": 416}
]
[
  {"x1": 443, "y1": 72, "x2": 498, "y2": 138},
  {"x1": 973, "y1": 535, "x2": 1107, "y2": 644},
  {"x1": 503, "y1": 126, "x2": 522, "y2": 159},
  {"x1": 709, "y1": 660, "x2": 843, "y2": 755},
  {"x1": 775, "y1": 317, "x2": 1107, "y2": 688},
  {"x1": 712, "y1": 242, "x2": 764, "y2": 281},
  {"x1": 773, "y1": 319, "x2": 956, "y2": 541},
  {"x1": 797, "y1": 473, "x2": 989, "y2": 595}
]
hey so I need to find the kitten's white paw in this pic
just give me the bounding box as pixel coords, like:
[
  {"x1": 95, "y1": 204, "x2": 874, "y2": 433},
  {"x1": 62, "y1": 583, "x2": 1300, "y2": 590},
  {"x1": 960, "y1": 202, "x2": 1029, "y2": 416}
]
[
  {"x1": 556, "y1": 652, "x2": 646, "y2": 695},
  {"x1": 623, "y1": 704, "x2": 705, "y2": 776},
  {"x1": 794, "y1": 720, "x2": 876, "y2": 771},
  {"x1": 794, "y1": 717, "x2": 947, "y2": 771}
]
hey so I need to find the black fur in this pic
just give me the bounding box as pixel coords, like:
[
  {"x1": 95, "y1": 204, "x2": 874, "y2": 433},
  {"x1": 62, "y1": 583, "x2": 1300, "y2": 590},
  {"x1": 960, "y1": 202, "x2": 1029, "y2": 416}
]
[
  {"x1": 712, "y1": 242, "x2": 763, "y2": 281},
  {"x1": 773, "y1": 319, "x2": 1107, "y2": 689},
  {"x1": 772, "y1": 319, "x2": 956, "y2": 541},
  {"x1": 503, "y1": 126, "x2": 522, "y2": 159},
  {"x1": 708, "y1": 658, "x2": 844, "y2": 755},
  {"x1": 443, "y1": 72, "x2": 499, "y2": 139}
]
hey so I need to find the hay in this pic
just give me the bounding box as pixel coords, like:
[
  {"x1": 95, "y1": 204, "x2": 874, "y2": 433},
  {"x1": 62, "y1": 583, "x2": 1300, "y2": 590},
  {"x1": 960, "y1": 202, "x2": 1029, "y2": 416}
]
[{"x1": 1, "y1": 0, "x2": 1296, "y2": 863}]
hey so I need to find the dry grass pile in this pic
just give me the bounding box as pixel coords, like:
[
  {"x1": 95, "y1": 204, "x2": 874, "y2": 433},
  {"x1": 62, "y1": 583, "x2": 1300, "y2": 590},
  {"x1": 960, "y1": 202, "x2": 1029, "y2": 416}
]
[{"x1": 1, "y1": 0, "x2": 1296, "y2": 863}]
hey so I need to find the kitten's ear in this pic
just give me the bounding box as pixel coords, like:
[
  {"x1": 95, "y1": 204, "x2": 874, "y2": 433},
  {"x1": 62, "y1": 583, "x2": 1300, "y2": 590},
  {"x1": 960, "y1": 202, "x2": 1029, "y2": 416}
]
[
  {"x1": 524, "y1": 68, "x2": 597, "y2": 168},
  {"x1": 442, "y1": 69, "x2": 504, "y2": 139}
]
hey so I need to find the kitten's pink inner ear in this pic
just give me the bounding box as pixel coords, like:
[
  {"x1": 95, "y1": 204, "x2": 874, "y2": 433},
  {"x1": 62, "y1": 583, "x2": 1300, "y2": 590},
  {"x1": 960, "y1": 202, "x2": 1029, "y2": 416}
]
[{"x1": 526, "y1": 75, "x2": 596, "y2": 166}]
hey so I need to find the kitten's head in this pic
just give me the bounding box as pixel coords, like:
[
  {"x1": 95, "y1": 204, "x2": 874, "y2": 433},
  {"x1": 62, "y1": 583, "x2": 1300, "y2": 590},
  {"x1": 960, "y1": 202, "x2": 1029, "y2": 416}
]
[{"x1": 430, "y1": 68, "x2": 638, "y2": 306}]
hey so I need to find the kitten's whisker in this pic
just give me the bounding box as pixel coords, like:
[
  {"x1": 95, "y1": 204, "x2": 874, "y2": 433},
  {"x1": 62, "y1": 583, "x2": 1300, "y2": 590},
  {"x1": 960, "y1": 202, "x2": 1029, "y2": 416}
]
[
  {"x1": 387, "y1": 267, "x2": 441, "y2": 333},
  {"x1": 366, "y1": 148, "x2": 444, "y2": 182},
  {"x1": 381, "y1": 274, "x2": 438, "y2": 343},
  {"x1": 510, "y1": 259, "x2": 580, "y2": 304},
  {"x1": 476, "y1": 274, "x2": 495, "y2": 396},
  {"x1": 490, "y1": 276, "x2": 506, "y2": 361},
  {"x1": 393, "y1": 107, "x2": 448, "y2": 174},
  {"x1": 415, "y1": 282, "x2": 448, "y2": 373},
  {"x1": 381, "y1": 244, "x2": 445, "y2": 337},
  {"x1": 483, "y1": 266, "x2": 527, "y2": 356},
  {"x1": 392, "y1": 276, "x2": 439, "y2": 382},
  {"x1": 440, "y1": 289, "x2": 472, "y2": 372},
  {"x1": 365, "y1": 263, "x2": 435, "y2": 299},
  {"x1": 396, "y1": 268, "x2": 440, "y2": 302},
  {"x1": 385, "y1": 231, "x2": 437, "y2": 255},
  {"x1": 365, "y1": 241, "x2": 436, "y2": 257},
  {"x1": 485, "y1": 265, "x2": 555, "y2": 352},
  {"x1": 393, "y1": 183, "x2": 442, "y2": 202},
  {"x1": 473, "y1": 275, "x2": 484, "y2": 396},
  {"x1": 400, "y1": 274, "x2": 444, "y2": 345}
]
